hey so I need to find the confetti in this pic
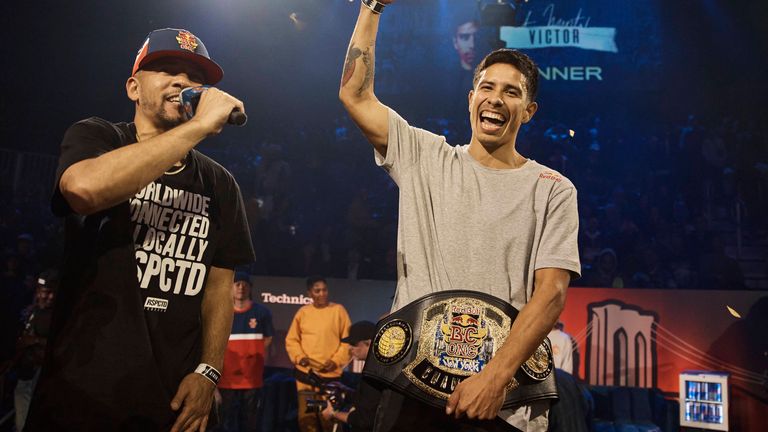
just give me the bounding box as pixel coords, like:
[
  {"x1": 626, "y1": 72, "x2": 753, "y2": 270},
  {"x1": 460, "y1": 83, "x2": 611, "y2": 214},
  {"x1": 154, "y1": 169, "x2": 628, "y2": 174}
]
[{"x1": 726, "y1": 305, "x2": 741, "y2": 318}]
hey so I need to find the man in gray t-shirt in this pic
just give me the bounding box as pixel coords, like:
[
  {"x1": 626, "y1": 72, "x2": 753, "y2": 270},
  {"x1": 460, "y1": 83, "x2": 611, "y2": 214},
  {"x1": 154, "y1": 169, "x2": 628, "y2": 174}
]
[{"x1": 340, "y1": 2, "x2": 579, "y2": 431}]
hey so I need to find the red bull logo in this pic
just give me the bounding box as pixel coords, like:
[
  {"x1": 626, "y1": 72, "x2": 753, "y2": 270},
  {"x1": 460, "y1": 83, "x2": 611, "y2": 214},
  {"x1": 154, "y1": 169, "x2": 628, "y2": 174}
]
[
  {"x1": 402, "y1": 296, "x2": 513, "y2": 401},
  {"x1": 440, "y1": 310, "x2": 489, "y2": 361}
]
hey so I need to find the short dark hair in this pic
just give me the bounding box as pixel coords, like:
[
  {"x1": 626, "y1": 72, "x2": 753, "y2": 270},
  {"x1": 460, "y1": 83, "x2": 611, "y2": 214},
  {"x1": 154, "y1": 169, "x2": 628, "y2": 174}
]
[
  {"x1": 306, "y1": 275, "x2": 327, "y2": 289},
  {"x1": 472, "y1": 49, "x2": 539, "y2": 102},
  {"x1": 453, "y1": 18, "x2": 478, "y2": 36}
]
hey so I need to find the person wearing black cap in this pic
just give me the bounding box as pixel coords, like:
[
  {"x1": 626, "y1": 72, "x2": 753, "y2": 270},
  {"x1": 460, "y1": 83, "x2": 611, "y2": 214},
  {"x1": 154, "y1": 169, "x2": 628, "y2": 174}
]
[
  {"x1": 216, "y1": 271, "x2": 274, "y2": 432},
  {"x1": 26, "y1": 29, "x2": 255, "y2": 432},
  {"x1": 12, "y1": 269, "x2": 57, "y2": 432},
  {"x1": 321, "y1": 321, "x2": 378, "y2": 431}
]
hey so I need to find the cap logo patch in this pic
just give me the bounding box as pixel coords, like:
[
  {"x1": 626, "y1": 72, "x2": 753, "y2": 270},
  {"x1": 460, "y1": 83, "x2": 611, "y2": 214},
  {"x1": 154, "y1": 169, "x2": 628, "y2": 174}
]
[{"x1": 176, "y1": 30, "x2": 198, "y2": 52}]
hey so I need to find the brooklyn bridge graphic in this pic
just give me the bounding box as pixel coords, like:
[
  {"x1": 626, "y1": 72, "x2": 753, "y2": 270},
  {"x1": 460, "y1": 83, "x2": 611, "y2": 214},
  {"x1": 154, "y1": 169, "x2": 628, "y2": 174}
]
[{"x1": 585, "y1": 300, "x2": 659, "y2": 388}]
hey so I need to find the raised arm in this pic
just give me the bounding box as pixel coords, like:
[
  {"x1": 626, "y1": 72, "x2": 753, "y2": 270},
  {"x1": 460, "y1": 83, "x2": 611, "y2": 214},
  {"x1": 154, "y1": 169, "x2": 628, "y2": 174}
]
[
  {"x1": 338, "y1": 1, "x2": 393, "y2": 156},
  {"x1": 60, "y1": 88, "x2": 242, "y2": 215}
]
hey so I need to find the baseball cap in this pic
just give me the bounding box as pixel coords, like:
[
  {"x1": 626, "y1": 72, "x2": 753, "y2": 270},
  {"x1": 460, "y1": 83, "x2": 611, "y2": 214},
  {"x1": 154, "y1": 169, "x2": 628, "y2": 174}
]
[
  {"x1": 132, "y1": 28, "x2": 224, "y2": 85},
  {"x1": 342, "y1": 321, "x2": 377, "y2": 345},
  {"x1": 234, "y1": 271, "x2": 252, "y2": 284},
  {"x1": 37, "y1": 269, "x2": 60, "y2": 291}
]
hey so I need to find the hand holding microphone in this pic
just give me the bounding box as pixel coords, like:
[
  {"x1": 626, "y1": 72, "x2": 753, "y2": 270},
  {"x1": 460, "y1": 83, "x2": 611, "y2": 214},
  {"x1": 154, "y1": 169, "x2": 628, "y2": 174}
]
[{"x1": 181, "y1": 86, "x2": 247, "y2": 131}]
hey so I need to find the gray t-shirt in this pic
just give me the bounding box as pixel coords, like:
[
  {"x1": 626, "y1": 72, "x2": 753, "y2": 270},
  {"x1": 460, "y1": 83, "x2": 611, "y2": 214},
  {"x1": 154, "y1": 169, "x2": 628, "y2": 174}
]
[
  {"x1": 376, "y1": 109, "x2": 581, "y2": 430},
  {"x1": 378, "y1": 109, "x2": 581, "y2": 311}
]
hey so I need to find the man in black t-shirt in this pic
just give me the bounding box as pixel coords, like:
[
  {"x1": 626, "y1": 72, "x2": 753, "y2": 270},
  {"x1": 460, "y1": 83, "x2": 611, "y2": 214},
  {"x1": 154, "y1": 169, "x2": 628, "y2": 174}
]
[{"x1": 26, "y1": 28, "x2": 255, "y2": 432}]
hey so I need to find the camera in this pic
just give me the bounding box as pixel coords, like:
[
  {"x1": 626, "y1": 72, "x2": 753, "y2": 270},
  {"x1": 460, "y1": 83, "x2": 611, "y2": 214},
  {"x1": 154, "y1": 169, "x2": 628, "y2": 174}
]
[{"x1": 304, "y1": 370, "x2": 354, "y2": 414}]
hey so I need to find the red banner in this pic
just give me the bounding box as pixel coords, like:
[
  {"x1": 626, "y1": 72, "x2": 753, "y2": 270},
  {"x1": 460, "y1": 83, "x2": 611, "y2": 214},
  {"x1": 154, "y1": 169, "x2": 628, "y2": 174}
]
[
  {"x1": 250, "y1": 278, "x2": 766, "y2": 430},
  {"x1": 560, "y1": 288, "x2": 767, "y2": 431}
]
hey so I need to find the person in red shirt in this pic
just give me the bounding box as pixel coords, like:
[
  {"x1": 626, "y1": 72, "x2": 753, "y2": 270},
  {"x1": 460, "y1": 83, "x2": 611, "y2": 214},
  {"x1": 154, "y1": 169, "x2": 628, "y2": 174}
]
[{"x1": 217, "y1": 272, "x2": 274, "y2": 432}]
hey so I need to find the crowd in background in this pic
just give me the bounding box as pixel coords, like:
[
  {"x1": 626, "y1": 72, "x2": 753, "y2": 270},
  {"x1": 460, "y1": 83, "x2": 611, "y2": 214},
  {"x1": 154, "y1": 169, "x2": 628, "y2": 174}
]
[
  {"x1": 215, "y1": 109, "x2": 767, "y2": 290},
  {"x1": 3, "y1": 111, "x2": 767, "y2": 299},
  {"x1": 1, "y1": 106, "x2": 767, "y2": 431},
  {"x1": 2, "y1": 108, "x2": 767, "y2": 361}
]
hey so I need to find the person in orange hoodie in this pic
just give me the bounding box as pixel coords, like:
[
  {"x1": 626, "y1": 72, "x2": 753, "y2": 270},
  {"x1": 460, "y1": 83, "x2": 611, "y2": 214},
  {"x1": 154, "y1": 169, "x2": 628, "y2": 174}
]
[{"x1": 285, "y1": 276, "x2": 351, "y2": 432}]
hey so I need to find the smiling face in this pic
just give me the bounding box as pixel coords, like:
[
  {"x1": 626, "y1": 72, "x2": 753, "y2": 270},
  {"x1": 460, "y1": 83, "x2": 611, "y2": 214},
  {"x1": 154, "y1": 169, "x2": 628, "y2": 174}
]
[
  {"x1": 468, "y1": 62, "x2": 538, "y2": 152},
  {"x1": 126, "y1": 57, "x2": 205, "y2": 131},
  {"x1": 308, "y1": 280, "x2": 329, "y2": 307}
]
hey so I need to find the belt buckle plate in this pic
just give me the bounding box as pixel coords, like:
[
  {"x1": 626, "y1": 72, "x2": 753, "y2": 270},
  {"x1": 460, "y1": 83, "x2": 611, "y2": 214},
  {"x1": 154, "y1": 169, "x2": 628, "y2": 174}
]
[{"x1": 402, "y1": 297, "x2": 512, "y2": 400}]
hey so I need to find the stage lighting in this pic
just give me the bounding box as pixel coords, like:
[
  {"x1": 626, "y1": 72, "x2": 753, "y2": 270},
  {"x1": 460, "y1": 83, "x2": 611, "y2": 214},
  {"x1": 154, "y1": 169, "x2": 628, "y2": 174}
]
[
  {"x1": 289, "y1": 12, "x2": 306, "y2": 31},
  {"x1": 480, "y1": 0, "x2": 517, "y2": 27}
]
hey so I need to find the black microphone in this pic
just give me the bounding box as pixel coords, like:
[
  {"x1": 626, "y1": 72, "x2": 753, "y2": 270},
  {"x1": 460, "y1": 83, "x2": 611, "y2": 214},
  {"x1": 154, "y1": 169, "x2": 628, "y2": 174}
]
[
  {"x1": 180, "y1": 86, "x2": 248, "y2": 127},
  {"x1": 228, "y1": 110, "x2": 247, "y2": 126}
]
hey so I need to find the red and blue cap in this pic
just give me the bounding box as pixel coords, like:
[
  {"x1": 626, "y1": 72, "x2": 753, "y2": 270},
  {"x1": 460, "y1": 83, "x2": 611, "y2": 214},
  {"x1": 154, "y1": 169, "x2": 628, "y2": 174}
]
[{"x1": 132, "y1": 28, "x2": 224, "y2": 85}]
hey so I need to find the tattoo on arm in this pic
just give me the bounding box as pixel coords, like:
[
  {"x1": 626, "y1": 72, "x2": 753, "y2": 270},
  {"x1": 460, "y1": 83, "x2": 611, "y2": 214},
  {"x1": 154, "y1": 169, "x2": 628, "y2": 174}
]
[
  {"x1": 341, "y1": 43, "x2": 374, "y2": 96},
  {"x1": 342, "y1": 44, "x2": 363, "y2": 87},
  {"x1": 357, "y1": 47, "x2": 373, "y2": 96}
]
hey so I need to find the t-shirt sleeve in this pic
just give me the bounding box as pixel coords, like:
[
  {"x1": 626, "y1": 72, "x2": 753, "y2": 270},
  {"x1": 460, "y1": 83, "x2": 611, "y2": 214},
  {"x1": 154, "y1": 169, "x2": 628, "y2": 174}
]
[
  {"x1": 211, "y1": 177, "x2": 256, "y2": 269},
  {"x1": 535, "y1": 185, "x2": 582, "y2": 278},
  {"x1": 260, "y1": 306, "x2": 274, "y2": 338},
  {"x1": 51, "y1": 118, "x2": 121, "y2": 216},
  {"x1": 374, "y1": 108, "x2": 446, "y2": 185}
]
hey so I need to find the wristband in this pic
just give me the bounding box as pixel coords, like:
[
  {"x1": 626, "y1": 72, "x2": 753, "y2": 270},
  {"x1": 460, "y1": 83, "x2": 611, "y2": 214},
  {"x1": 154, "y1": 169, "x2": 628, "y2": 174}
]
[
  {"x1": 362, "y1": 0, "x2": 386, "y2": 14},
  {"x1": 195, "y1": 363, "x2": 221, "y2": 386}
]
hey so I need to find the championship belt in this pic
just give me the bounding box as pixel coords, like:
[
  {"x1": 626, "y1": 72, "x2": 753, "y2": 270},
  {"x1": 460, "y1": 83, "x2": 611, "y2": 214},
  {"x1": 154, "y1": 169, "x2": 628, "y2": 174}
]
[{"x1": 362, "y1": 290, "x2": 557, "y2": 410}]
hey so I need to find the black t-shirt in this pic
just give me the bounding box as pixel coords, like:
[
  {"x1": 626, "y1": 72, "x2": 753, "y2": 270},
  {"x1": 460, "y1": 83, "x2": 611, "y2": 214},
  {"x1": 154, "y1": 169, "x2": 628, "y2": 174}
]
[
  {"x1": 27, "y1": 117, "x2": 255, "y2": 431},
  {"x1": 16, "y1": 306, "x2": 53, "y2": 379},
  {"x1": 347, "y1": 378, "x2": 378, "y2": 431}
]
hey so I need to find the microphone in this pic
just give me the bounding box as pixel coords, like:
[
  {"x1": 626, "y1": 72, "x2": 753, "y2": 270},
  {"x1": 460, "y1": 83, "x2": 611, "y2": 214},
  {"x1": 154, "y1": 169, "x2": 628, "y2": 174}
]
[{"x1": 180, "y1": 86, "x2": 247, "y2": 127}]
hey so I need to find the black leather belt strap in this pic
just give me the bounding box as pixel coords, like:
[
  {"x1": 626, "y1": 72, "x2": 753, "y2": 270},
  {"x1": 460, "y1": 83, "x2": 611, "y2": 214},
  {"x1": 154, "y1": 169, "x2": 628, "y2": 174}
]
[{"x1": 362, "y1": 290, "x2": 558, "y2": 410}]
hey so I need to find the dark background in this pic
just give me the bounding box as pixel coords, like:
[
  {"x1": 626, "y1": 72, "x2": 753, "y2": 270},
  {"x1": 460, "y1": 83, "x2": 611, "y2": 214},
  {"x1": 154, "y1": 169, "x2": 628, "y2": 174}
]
[
  {"x1": 2, "y1": 0, "x2": 766, "y2": 152},
  {"x1": 2, "y1": 0, "x2": 768, "y2": 288}
]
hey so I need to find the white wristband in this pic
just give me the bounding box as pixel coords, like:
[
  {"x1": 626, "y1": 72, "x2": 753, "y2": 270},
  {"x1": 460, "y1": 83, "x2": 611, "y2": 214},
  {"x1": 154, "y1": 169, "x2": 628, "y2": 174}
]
[{"x1": 195, "y1": 363, "x2": 221, "y2": 386}]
